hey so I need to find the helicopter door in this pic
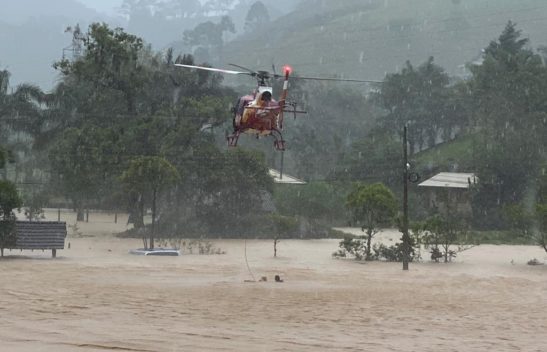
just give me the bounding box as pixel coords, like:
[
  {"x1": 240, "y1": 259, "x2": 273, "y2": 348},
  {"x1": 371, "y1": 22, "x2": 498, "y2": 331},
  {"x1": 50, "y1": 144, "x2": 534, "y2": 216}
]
[{"x1": 234, "y1": 95, "x2": 253, "y2": 128}]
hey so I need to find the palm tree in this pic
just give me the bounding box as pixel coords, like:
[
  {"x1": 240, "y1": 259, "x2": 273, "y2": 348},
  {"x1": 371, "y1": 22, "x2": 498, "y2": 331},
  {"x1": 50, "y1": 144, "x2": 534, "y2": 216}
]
[
  {"x1": 0, "y1": 69, "x2": 44, "y2": 131},
  {"x1": 0, "y1": 69, "x2": 44, "y2": 179}
]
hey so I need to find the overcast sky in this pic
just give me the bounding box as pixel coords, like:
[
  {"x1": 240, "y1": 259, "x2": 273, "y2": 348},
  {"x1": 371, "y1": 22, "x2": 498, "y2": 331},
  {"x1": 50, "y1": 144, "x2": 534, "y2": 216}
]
[{"x1": 76, "y1": 0, "x2": 123, "y2": 15}]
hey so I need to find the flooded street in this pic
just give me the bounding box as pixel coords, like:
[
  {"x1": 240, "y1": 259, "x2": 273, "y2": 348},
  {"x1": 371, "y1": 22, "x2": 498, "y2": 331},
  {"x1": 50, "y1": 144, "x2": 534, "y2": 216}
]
[{"x1": 1, "y1": 213, "x2": 545, "y2": 351}]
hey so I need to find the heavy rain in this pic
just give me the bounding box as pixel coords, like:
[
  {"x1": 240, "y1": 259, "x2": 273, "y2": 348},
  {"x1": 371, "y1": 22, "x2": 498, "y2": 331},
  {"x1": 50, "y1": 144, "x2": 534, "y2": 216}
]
[{"x1": 0, "y1": 1, "x2": 546, "y2": 351}]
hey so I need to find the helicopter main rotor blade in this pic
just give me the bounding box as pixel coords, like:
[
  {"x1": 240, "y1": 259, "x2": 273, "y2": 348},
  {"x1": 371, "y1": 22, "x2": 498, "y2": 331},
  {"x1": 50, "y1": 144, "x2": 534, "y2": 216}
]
[
  {"x1": 174, "y1": 64, "x2": 252, "y2": 76},
  {"x1": 227, "y1": 63, "x2": 258, "y2": 75},
  {"x1": 290, "y1": 75, "x2": 383, "y2": 83}
]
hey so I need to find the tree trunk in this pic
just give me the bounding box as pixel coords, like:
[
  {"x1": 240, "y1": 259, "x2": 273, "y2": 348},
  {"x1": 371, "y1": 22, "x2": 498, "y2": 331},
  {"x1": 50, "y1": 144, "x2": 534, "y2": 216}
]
[
  {"x1": 132, "y1": 197, "x2": 145, "y2": 229},
  {"x1": 142, "y1": 236, "x2": 148, "y2": 250},
  {"x1": 72, "y1": 196, "x2": 85, "y2": 221},
  {"x1": 150, "y1": 188, "x2": 157, "y2": 250},
  {"x1": 366, "y1": 229, "x2": 373, "y2": 260}
]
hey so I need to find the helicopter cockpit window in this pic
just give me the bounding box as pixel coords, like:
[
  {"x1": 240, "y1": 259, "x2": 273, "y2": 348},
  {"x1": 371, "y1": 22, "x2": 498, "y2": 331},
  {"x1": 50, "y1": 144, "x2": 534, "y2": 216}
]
[
  {"x1": 257, "y1": 86, "x2": 273, "y2": 95},
  {"x1": 261, "y1": 91, "x2": 272, "y2": 101}
]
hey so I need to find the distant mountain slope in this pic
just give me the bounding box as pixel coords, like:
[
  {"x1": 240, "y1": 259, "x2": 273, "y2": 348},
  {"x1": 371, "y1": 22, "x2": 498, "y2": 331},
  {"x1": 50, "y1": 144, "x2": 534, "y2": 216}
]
[
  {"x1": 222, "y1": 0, "x2": 547, "y2": 81},
  {"x1": 2, "y1": 0, "x2": 99, "y2": 25},
  {"x1": 0, "y1": 0, "x2": 300, "y2": 90},
  {"x1": 0, "y1": 0, "x2": 121, "y2": 90}
]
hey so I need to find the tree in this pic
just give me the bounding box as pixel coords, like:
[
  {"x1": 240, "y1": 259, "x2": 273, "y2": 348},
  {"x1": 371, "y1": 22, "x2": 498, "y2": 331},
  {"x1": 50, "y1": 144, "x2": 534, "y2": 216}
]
[
  {"x1": 269, "y1": 214, "x2": 298, "y2": 257},
  {"x1": 346, "y1": 183, "x2": 398, "y2": 260},
  {"x1": 0, "y1": 180, "x2": 22, "y2": 257},
  {"x1": 0, "y1": 70, "x2": 43, "y2": 131},
  {"x1": 120, "y1": 156, "x2": 180, "y2": 249},
  {"x1": 46, "y1": 22, "x2": 244, "y2": 240},
  {"x1": 503, "y1": 202, "x2": 547, "y2": 253},
  {"x1": 469, "y1": 21, "x2": 547, "y2": 214},
  {"x1": 49, "y1": 126, "x2": 119, "y2": 220},
  {"x1": 278, "y1": 81, "x2": 374, "y2": 182},
  {"x1": 535, "y1": 204, "x2": 547, "y2": 253},
  {"x1": 0, "y1": 146, "x2": 5, "y2": 169},
  {"x1": 244, "y1": 1, "x2": 270, "y2": 33},
  {"x1": 175, "y1": 148, "x2": 274, "y2": 236},
  {"x1": 0, "y1": 69, "x2": 44, "y2": 179},
  {"x1": 333, "y1": 236, "x2": 367, "y2": 260},
  {"x1": 22, "y1": 189, "x2": 48, "y2": 222},
  {"x1": 419, "y1": 186, "x2": 476, "y2": 262},
  {"x1": 0, "y1": 70, "x2": 9, "y2": 169},
  {"x1": 54, "y1": 23, "x2": 145, "y2": 115},
  {"x1": 183, "y1": 16, "x2": 235, "y2": 63},
  {"x1": 335, "y1": 127, "x2": 402, "y2": 189},
  {"x1": 420, "y1": 216, "x2": 458, "y2": 263},
  {"x1": 378, "y1": 57, "x2": 454, "y2": 154}
]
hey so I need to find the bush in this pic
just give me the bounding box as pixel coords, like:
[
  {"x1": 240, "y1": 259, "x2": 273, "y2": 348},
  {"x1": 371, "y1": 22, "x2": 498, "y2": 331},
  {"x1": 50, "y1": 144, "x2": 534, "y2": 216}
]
[
  {"x1": 0, "y1": 220, "x2": 17, "y2": 254},
  {"x1": 333, "y1": 237, "x2": 417, "y2": 262},
  {"x1": 332, "y1": 236, "x2": 367, "y2": 260},
  {"x1": 373, "y1": 243, "x2": 416, "y2": 262}
]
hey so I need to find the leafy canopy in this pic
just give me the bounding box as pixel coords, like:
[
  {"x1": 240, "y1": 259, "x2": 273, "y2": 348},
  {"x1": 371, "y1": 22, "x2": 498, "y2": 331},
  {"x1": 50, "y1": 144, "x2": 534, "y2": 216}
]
[{"x1": 347, "y1": 182, "x2": 398, "y2": 230}]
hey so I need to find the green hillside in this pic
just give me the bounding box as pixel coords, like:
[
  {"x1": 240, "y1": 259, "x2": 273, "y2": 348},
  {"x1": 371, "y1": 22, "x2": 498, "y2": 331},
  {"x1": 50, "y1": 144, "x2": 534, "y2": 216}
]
[
  {"x1": 223, "y1": 0, "x2": 547, "y2": 81},
  {"x1": 414, "y1": 134, "x2": 475, "y2": 176}
]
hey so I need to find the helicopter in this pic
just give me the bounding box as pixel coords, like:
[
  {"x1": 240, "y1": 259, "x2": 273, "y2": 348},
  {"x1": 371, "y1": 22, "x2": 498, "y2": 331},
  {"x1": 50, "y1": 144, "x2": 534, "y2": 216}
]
[{"x1": 175, "y1": 63, "x2": 381, "y2": 151}]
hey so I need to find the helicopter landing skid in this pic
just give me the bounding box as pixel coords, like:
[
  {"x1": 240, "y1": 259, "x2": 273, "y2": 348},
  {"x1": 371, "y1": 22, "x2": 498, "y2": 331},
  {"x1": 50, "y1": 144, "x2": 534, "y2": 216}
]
[
  {"x1": 227, "y1": 131, "x2": 240, "y2": 147},
  {"x1": 227, "y1": 129, "x2": 285, "y2": 151}
]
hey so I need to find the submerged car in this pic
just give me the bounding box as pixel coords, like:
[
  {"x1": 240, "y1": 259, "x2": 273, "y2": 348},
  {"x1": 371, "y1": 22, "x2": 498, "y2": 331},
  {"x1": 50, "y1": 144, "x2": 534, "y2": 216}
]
[{"x1": 129, "y1": 248, "x2": 180, "y2": 256}]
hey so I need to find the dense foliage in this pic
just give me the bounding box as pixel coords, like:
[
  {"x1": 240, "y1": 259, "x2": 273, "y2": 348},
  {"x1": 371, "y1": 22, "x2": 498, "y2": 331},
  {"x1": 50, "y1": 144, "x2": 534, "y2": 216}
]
[
  {"x1": 0, "y1": 180, "x2": 22, "y2": 256},
  {"x1": 346, "y1": 183, "x2": 398, "y2": 260},
  {"x1": 1, "y1": 20, "x2": 546, "y2": 252},
  {"x1": 28, "y1": 23, "x2": 274, "y2": 238}
]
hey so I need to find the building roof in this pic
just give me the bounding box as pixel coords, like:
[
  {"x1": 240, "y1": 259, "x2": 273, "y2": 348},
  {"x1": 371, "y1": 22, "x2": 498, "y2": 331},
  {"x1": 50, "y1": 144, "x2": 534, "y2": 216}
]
[
  {"x1": 418, "y1": 172, "x2": 477, "y2": 189},
  {"x1": 269, "y1": 169, "x2": 306, "y2": 185}
]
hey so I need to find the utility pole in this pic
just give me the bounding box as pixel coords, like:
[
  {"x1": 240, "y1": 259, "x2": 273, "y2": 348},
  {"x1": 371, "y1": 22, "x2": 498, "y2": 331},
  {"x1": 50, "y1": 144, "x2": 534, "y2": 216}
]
[{"x1": 402, "y1": 125, "x2": 410, "y2": 270}]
